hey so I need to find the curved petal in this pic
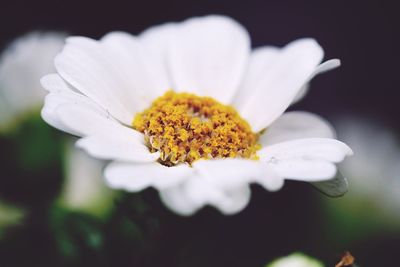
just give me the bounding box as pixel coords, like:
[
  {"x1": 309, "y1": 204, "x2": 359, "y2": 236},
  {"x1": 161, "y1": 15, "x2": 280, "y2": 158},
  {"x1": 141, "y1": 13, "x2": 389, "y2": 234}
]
[
  {"x1": 259, "y1": 111, "x2": 335, "y2": 146},
  {"x1": 41, "y1": 73, "x2": 77, "y2": 93},
  {"x1": 313, "y1": 58, "x2": 341, "y2": 74},
  {"x1": 139, "y1": 22, "x2": 177, "y2": 51},
  {"x1": 41, "y1": 74, "x2": 108, "y2": 136},
  {"x1": 104, "y1": 161, "x2": 193, "y2": 191},
  {"x1": 168, "y1": 15, "x2": 250, "y2": 104},
  {"x1": 160, "y1": 159, "x2": 283, "y2": 216},
  {"x1": 160, "y1": 175, "x2": 252, "y2": 216},
  {"x1": 54, "y1": 104, "x2": 158, "y2": 162},
  {"x1": 211, "y1": 186, "x2": 252, "y2": 215},
  {"x1": 235, "y1": 38, "x2": 324, "y2": 132},
  {"x1": 292, "y1": 59, "x2": 341, "y2": 104},
  {"x1": 53, "y1": 96, "x2": 120, "y2": 137},
  {"x1": 55, "y1": 37, "x2": 140, "y2": 124},
  {"x1": 184, "y1": 177, "x2": 252, "y2": 215},
  {"x1": 259, "y1": 138, "x2": 353, "y2": 181},
  {"x1": 267, "y1": 158, "x2": 337, "y2": 181},
  {"x1": 292, "y1": 83, "x2": 309, "y2": 106},
  {"x1": 76, "y1": 134, "x2": 159, "y2": 162},
  {"x1": 193, "y1": 159, "x2": 284, "y2": 192},
  {"x1": 42, "y1": 92, "x2": 84, "y2": 135},
  {"x1": 159, "y1": 184, "x2": 203, "y2": 216},
  {"x1": 232, "y1": 46, "x2": 279, "y2": 111},
  {"x1": 139, "y1": 22, "x2": 177, "y2": 89}
]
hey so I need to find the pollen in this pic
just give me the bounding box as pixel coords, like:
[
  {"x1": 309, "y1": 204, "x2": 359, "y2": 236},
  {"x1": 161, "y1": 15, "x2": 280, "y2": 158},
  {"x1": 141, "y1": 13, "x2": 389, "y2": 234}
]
[{"x1": 133, "y1": 90, "x2": 260, "y2": 166}]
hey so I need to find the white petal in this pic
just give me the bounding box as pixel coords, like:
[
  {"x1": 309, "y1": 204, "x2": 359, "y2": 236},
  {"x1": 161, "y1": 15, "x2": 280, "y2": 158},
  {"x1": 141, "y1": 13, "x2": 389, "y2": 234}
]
[
  {"x1": 292, "y1": 59, "x2": 341, "y2": 104},
  {"x1": 183, "y1": 177, "x2": 252, "y2": 215},
  {"x1": 292, "y1": 83, "x2": 309, "y2": 105},
  {"x1": 212, "y1": 186, "x2": 251, "y2": 215},
  {"x1": 159, "y1": 184, "x2": 202, "y2": 216},
  {"x1": 313, "y1": 58, "x2": 341, "y2": 74},
  {"x1": 232, "y1": 46, "x2": 279, "y2": 108},
  {"x1": 104, "y1": 162, "x2": 193, "y2": 191},
  {"x1": 44, "y1": 77, "x2": 160, "y2": 162},
  {"x1": 268, "y1": 158, "x2": 337, "y2": 181},
  {"x1": 168, "y1": 15, "x2": 250, "y2": 104},
  {"x1": 41, "y1": 93, "x2": 81, "y2": 135},
  {"x1": 236, "y1": 38, "x2": 324, "y2": 132},
  {"x1": 55, "y1": 104, "x2": 158, "y2": 162},
  {"x1": 160, "y1": 174, "x2": 252, "y2": 216},
  {"x1": 139, "y1": 21, "x2": 176, "y2": 66},
  {"x1": 76, "y1": 134, "x2": 159, "y2": 162},
  {"x1": 260, "y1": 138, "x2": 353, "y2": 162},
  {"x1": 259, "y1": 138, "x2": 353, "y2": 181},
  {"x1": 41, "y1": 73, "x2": 77, "y2": 93},
  {"x1": 41, "y1": 74, "x2": 107, "y2": 136},
  {"x1": 55, "y1": 101, "x2": 123, "y2": 137},
  {"x1": 139, "y1": 22, "x2": 178, "y2": 90},
  {"x1": 100, "y1": 31, "x2": 171, "y2": 104},
  {"x1": 55, "y1": 37, "x2": 138, "y2": 125},
  {"x1": 259, "y1": 111, "x2": 335, "y2": 146},
  {"x1": 193, "y1": 159, "x2": 284, "y2": 191},
  {"x1": 161, "y1": 159, "x2": 283, "y2": 216}
]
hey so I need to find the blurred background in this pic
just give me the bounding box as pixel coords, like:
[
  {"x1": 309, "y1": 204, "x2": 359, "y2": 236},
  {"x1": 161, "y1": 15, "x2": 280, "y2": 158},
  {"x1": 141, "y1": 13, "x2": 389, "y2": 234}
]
[{"x1": 0, "y1": 0, "x2": 399, "y2": 266}]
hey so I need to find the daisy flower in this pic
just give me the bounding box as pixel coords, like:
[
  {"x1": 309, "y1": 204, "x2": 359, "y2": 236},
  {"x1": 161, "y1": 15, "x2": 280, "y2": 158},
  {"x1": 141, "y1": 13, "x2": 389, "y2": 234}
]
[
  {"x1": 0, "y1": 32, "x2": 66, "y2": 131},
  {"x1": 266, "y1": 253, "x2": 324, "y2": 267},
  {"x1": 41, "y1": 15, "x2": 353, "y2": 215}
]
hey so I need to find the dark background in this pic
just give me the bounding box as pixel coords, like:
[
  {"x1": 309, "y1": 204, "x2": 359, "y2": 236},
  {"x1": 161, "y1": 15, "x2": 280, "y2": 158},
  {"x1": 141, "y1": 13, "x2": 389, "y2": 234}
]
[{"x1": 1, "y1": 0, "x2": 399, "y2": 266}]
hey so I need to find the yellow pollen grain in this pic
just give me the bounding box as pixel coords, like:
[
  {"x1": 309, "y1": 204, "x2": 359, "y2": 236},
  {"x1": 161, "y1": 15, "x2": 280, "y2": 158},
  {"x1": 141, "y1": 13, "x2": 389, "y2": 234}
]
[{"x1": 133, "y1": 90, "x2": 260, "y2": 166}]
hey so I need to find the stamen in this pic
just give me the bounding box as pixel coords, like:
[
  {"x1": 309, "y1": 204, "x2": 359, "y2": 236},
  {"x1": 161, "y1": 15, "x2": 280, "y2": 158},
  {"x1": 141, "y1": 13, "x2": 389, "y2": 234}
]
[{"x1": 133, "y1": 91, "x2": 260, "y2": 166}]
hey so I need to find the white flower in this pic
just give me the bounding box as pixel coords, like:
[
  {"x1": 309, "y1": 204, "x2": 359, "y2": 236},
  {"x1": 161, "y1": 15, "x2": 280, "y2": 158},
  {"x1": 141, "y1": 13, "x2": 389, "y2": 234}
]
[
  {"x1": 335, "y1": 117, "x2": 400, "y2": 219},
  {"x1": 266, "y1": 253, "x2": 324, "y2": 267},
  {"x1": 58, "y1": 138, "x2": 115, "y2": 218},
  {"x1": 41, "y1": 15, "x2": 353, "y2": 215},
  {"x1": 0, "y1": 32, "x2": 113, "y2": 217},
  {"x1": 0, "y1": 32, "x2": 66, "y2": 131}
]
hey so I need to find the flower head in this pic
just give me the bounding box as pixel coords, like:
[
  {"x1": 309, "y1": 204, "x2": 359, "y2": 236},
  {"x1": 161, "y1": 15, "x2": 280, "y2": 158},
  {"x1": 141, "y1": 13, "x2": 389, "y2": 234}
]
[
  {"x1": 41, "y1": 15, "x2": 353, "y2": 215},
  {"x1": 133, "y1": 90, "x2": 260, "y2": 165}
]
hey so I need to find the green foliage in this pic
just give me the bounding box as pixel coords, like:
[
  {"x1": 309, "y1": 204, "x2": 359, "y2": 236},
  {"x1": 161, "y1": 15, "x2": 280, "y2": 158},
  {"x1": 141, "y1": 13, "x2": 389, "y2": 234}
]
[
  {"x1": 11, "y1": 114, "x2": 62, "y2": 171},
  {"x1": 50, "y1": 206, "x2": 106, "y2": 266}
]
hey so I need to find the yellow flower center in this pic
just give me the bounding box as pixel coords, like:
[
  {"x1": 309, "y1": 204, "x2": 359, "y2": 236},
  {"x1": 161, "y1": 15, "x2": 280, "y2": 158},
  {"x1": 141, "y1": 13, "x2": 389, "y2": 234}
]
[{"x1": 133, "y1": 90, "x2": 260, "y2": 166}]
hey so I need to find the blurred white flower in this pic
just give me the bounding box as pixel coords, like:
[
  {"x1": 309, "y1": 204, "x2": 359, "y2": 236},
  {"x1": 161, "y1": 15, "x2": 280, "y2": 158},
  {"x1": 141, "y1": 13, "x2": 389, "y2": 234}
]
[
  {"x1": 58, "y1": 139, "x2": 115, "y2": 218},
  {"x1": 266, "y1": 253, "x2": 324, "y2": 267},
  {"x1": 0, "y1": 32, "x2": 66, "y2": 131},
  {"x1": 41, "y1": 15, "x2": 352, "y2": 216},
  {"x1": 336, "y1": 117, "x2": 400, "y2": 218},
  {"x1": 0, "y1": 200, "x2": 25, "y2": 239},
  {"x1": 0, "y1": 32, "x2": 114, "y2": 217}
]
